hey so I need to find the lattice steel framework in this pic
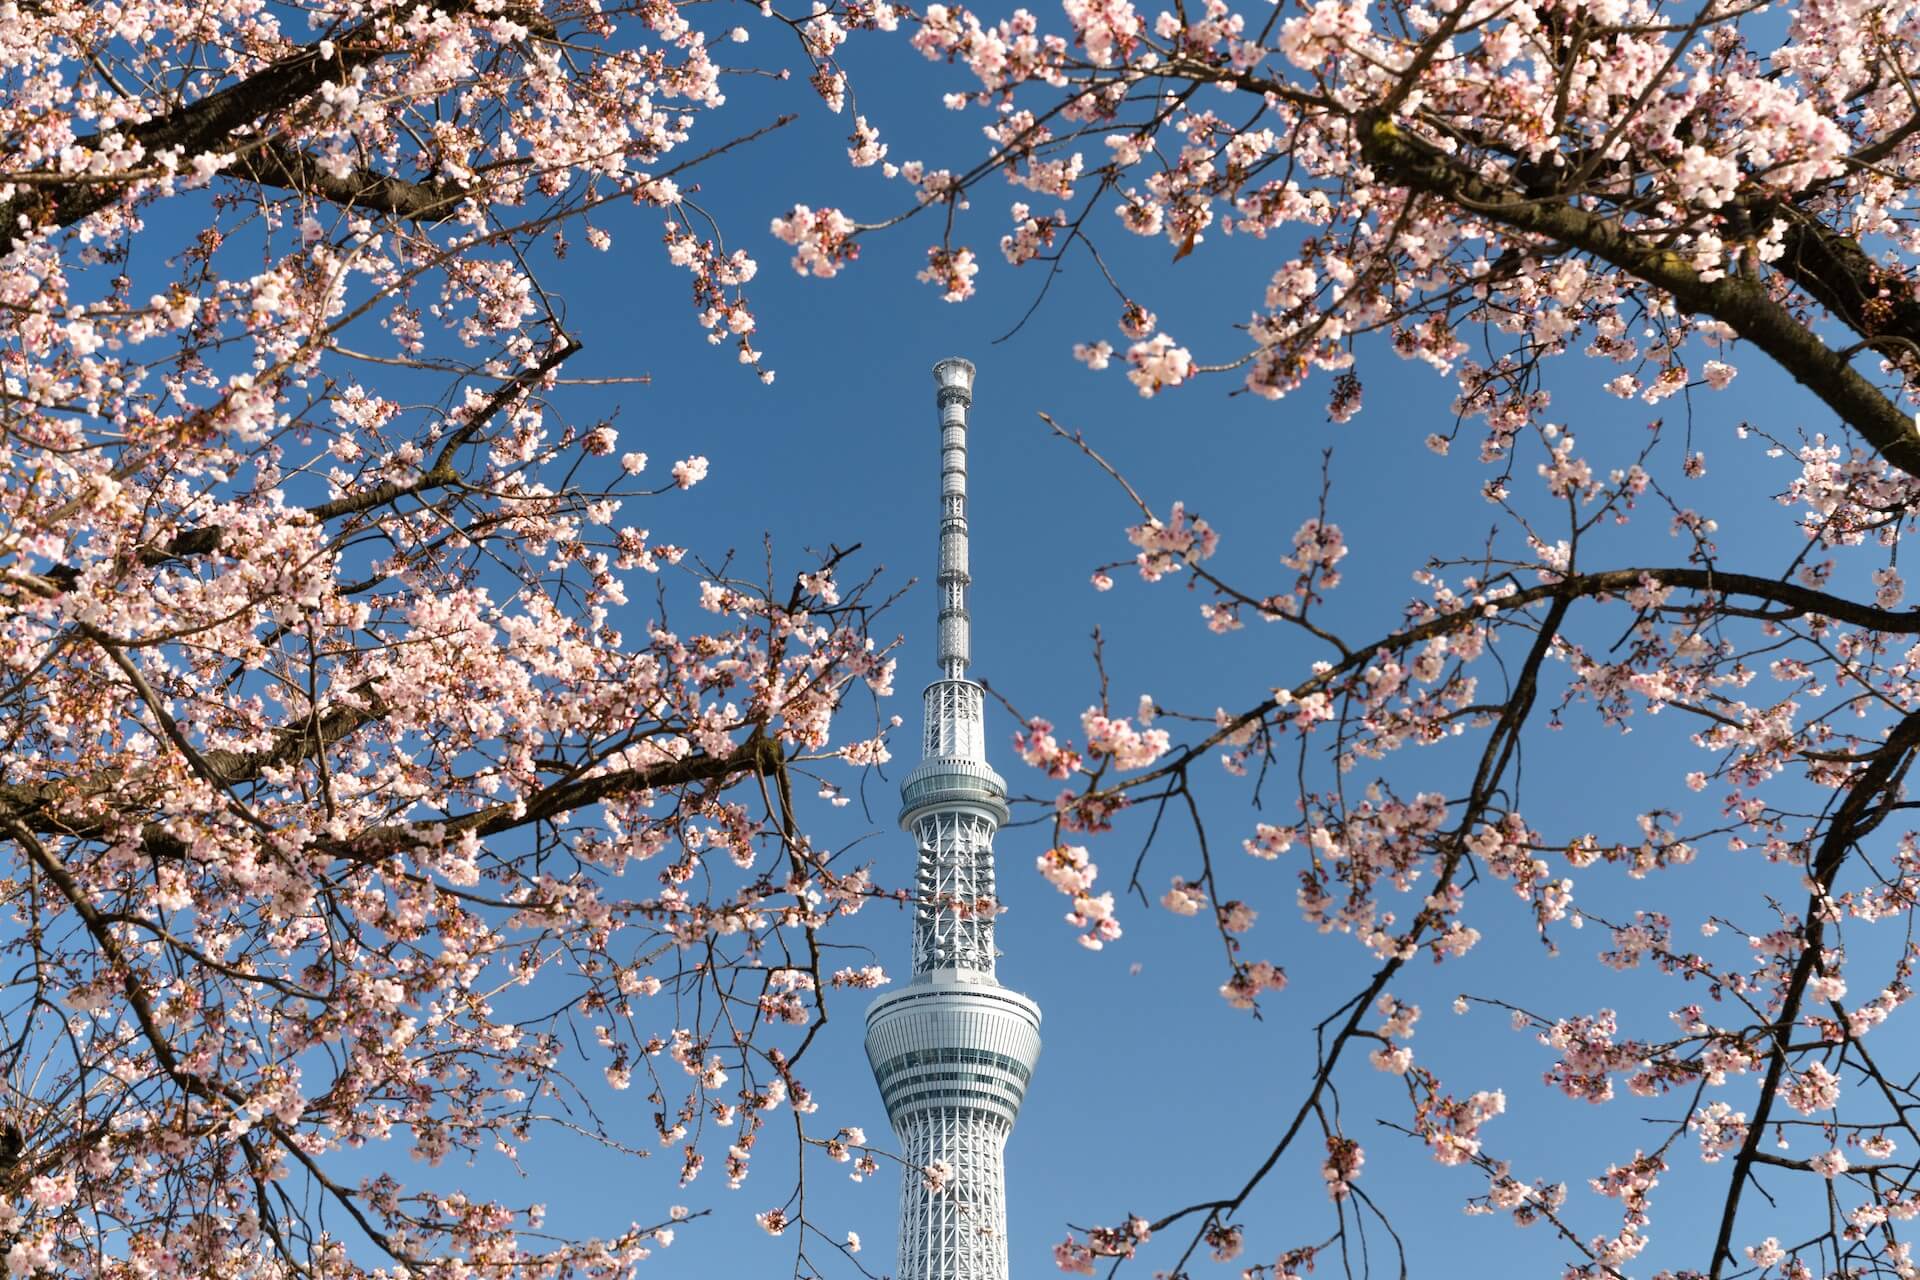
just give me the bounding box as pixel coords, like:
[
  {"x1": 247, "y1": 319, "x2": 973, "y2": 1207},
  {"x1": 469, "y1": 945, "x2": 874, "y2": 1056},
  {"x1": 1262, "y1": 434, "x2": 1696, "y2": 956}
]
[
  {"x1": 898, "y1": 1109, "x2": 1012, "y2": 1280},
  {"x1": 912, "y1": 810, "x2": 998, "y2": 976},
  {"x1": 867, "y1": 358, "x2": 1042, "y2": 1280}
]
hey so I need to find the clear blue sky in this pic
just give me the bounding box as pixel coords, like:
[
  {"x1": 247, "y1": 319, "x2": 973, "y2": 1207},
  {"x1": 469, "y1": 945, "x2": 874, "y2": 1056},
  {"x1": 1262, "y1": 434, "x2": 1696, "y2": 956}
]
[{"x1": 269, "y1": 8, "x2": 1905, "y2": 1276}]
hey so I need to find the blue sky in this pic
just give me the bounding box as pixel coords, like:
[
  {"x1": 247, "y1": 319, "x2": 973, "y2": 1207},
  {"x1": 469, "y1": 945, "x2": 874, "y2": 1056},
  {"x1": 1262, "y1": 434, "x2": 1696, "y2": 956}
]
[{"x1": 155, "y1": 6, "x2": 1914, "y2": 1276}]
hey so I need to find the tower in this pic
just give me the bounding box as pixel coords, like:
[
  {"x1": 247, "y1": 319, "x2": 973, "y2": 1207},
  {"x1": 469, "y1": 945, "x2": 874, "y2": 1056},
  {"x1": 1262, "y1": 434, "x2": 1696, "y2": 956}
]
[{"x1": 865, "y1": 358, "x2": 1042, "y2": 1280}]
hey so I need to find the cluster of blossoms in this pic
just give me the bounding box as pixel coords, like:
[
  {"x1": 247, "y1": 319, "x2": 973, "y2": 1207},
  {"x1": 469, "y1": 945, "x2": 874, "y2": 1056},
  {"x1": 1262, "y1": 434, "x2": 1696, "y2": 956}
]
[
  {"x1": 1322, "y1": 1136, "x2": 1365, "y2": 1201},
  {"x1": 1126, "y1": 502, "x2": 1219, "y2": 582},
  {"x1": 1219, "y1": 960, "x2": 1287, "y2": 1009},
  {"x1": 1016, "y1": 716, "x2": 1085, "y2": 777},
  {"x1": 1036, "y1": 844, "x2": 1122, "y2": 948},
  {"x1": 1280, "y1": 518, "x2": 1348, "y2": 593},
  {"x1": 918, "y1": 246, "x2": 982, "y2": 301},
  {"x1": 771, "y1": 204, "x2": 862, "y2": 278},
  {"x1": 1080, "y1": 705, "x2": 1171, "y2": 770},
  {"x1": 1416, "y1": 1089, "x2": 1508, "y2": 1168},
  {"x1": 1368, "y1": 995, "x2": 1419, "y2": 1074},
  {"x1": 1124, "y1": 333, "x2": 1196, "y2": 397},
  {"x1": 1052, "y1": 1216, "x2": 1153, "y2": 1274},
  {"x1": 1163, "y1": 876, "x2": 1207, "y2": 915},
  {"x1": 821, "y1": 1125, "x2": 883, "y2": 1183}
]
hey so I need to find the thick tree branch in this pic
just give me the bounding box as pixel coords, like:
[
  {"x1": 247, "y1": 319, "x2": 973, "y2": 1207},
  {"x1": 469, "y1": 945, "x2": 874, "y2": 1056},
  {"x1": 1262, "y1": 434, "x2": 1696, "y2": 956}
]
[
  {"x1": 336, "y1": 735, "x2": 788, "y2": 856},
  {"x1": 2, "y1": 727, "x2": 785, "y2": 866},
  {"x1": 0, "y1": 0, "x2": 482, "y2": 243},
  {"x1": 1357, "y1": 114, "x2": 1920, "y2": 480},
  {"x1": 234, "y1": 139, "x2": 472, "y2": 222},
  {"x1": 1759, "y1": 199, "x2": 1920, "y2": 363}
]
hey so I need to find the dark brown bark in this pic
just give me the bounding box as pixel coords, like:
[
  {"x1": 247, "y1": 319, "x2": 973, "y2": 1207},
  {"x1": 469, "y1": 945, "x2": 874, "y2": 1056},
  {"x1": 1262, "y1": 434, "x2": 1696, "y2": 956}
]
[
  {"x1": 1, "y1": 728, "x2": 784, "y2": 864},
  {"x1": 0, "y1": 0, "x2": 481, "y2": 243},
  {"x1": 234, "y1": 139, "x2": 471, "y2": 222},
  {"x1": 1761, "y1": 200, "x2": 1920, "y2": 359},
  {"x1": 1357, "y1": 113, "x2": 1920, "y2": 481}
]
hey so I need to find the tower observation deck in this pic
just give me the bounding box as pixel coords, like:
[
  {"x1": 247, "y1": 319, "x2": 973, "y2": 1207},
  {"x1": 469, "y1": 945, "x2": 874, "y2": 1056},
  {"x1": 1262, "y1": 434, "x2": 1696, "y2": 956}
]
[{"x1": 866, "y1": 358, "x2": 1042, "y2": 1280}]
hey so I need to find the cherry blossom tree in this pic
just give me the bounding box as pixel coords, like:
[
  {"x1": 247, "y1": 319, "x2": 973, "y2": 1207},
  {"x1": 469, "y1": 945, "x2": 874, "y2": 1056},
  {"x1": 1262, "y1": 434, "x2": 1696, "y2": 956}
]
[
  {"x1": 15, "y1": 0, "x2": 1920, "y2": 1275},
  {"x1": 765, "y1": 0, "x2": 1920, "y2": 1276},
  {"x1": 0, "y1": 2, "x2": 915, "y2": 1276}
]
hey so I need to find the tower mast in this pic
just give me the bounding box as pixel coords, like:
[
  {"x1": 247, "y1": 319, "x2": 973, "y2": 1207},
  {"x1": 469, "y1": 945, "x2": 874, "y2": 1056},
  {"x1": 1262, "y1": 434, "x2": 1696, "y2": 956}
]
[{"x1": 866, "y1": 359, "x2": 1043, "y2": 1280}]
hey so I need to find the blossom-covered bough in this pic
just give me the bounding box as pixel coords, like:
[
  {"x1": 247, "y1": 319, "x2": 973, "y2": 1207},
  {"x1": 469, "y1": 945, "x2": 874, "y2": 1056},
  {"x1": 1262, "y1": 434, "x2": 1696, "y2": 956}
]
[{"x1": 768, "y1": 0, "x2": 1920, "y2": 1275}]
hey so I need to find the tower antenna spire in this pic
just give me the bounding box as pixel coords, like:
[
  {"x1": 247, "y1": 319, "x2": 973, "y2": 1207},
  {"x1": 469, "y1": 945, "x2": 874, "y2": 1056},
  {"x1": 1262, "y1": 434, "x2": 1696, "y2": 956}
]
[
  {"x1": 865, "y1": 359, "x2": 1043, "y2": 1280},
  {"x1": 934, "y1": 356, "x2": 974, "y2": 682}
]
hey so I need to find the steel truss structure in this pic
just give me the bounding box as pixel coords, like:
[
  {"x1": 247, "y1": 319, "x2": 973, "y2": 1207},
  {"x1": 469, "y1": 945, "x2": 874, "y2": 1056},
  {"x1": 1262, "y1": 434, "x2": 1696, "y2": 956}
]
[{"x1": 866, "y1": 358, "x2": 1042, "y2": 1280}]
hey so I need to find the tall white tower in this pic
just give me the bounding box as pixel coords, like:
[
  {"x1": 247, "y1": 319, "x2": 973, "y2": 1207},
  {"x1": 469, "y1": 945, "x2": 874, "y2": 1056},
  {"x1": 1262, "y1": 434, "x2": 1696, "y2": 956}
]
[{"x1": 866, "y1": 358, "x2": 1042, "y2": 1280}]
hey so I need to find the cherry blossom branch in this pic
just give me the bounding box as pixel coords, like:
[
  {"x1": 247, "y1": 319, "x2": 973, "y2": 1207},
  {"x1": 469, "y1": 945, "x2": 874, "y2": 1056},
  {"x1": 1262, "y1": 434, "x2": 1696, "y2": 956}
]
[
  {"x1": 0, "y1": 0, "x2": 494, "y2": 244},
  {"x1": 1705, "y1": 709, "x2": 1920, "y2": 1276},
  {"x1": 1082, "y1": 565, "x2": 1920, "y2": 809},
  {"x1": 1354, "y1": 113, "x2": 1920, "y2": 478}
]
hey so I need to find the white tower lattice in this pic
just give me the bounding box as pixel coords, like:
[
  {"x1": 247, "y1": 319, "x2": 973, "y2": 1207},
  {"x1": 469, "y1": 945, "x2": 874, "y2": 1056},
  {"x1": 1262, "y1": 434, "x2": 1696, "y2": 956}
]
[{"x1": 866, "y1": 358, "x2": 1042, "y2": 1280}]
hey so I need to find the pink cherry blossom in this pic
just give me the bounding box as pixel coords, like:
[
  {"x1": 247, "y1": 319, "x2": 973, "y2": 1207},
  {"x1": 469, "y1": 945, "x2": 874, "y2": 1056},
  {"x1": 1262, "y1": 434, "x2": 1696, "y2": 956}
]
[{"x1": 672, "y1": 455, "x2": 712, "y2": 489}]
